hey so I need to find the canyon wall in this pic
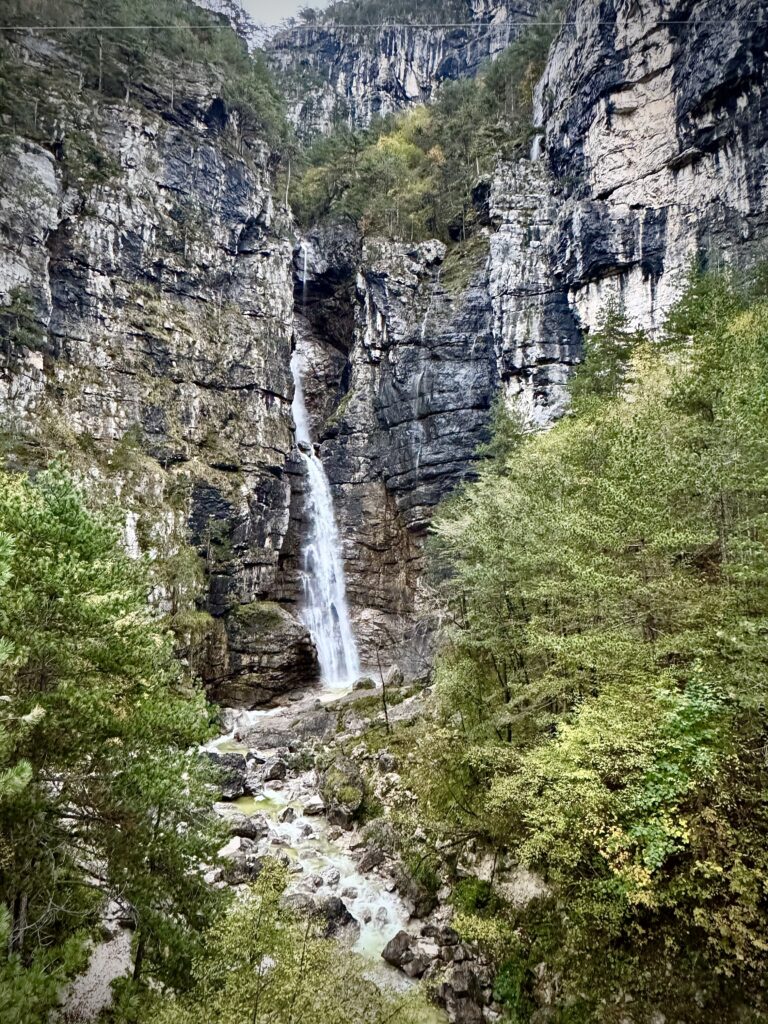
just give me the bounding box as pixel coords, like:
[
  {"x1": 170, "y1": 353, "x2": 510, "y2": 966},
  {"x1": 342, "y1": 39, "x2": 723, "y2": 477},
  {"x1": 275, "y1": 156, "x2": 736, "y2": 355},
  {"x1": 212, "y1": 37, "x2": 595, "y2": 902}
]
[
  {"x1": 286, "y1": 0, "x2": 768, "y2": 662},
  {"x1": 266, "y1": 0, "x2": 545, "y2": 138},
  {"x1": 0, "y1": 33, "x2": 317, "y2": 707}
]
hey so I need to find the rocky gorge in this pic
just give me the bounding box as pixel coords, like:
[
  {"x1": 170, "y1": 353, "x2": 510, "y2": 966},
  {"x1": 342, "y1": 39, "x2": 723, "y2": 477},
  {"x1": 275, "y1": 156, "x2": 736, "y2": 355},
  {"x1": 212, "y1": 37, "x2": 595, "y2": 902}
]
[
  {"x1": 2, "y1": 0, "x2": 765, "y2": 704},
  {"x1": 1, "y1": 0, "x2": 768, "y2": 1019}
]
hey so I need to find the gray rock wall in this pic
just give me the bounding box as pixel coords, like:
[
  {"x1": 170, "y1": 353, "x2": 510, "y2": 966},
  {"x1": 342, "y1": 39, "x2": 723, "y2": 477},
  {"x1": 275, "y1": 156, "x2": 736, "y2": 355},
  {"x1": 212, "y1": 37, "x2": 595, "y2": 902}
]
[
  {"x1": 266, "y1": 1, "x2": 545, "y2": 138},
  {"x1": 0, "y1": 35, "x2": 318, "y2": 707},
  {"x1": 488, "y1": 0, "x2": 767, "y2": 423}
]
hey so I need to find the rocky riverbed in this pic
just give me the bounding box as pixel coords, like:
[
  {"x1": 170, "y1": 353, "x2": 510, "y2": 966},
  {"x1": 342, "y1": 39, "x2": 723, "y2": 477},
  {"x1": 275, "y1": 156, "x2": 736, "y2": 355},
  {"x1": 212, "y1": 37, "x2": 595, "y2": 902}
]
[{"x1": 202, "y1": 677, "x2": 516, "y2": 1024}]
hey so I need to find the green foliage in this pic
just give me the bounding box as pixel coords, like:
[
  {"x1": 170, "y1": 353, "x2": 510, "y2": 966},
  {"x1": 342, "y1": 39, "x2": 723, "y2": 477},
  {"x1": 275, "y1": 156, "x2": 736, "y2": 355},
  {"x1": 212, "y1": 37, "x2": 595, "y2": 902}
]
[
  {"x1": 415, "y1": 266, "x2": 768, "y2": 1020},
  {"x1": 0, "y1": 0, "x2": 290, "y2": 153},
  {"x1": 0, "y1": 467, "x2": 226, "y2": 1013},
  {"x1": 0, "y1": 287, "x2": 45, "y2": 358},
  {"x1": 451, "y1": 876, "x2": 498, "y2": 915},
  {"x1": 291, "y1": 3, "x2": 564, "y2": 240},
  {"x1": 568, "y1": 298, "x2": 648, "y2": 406},
  {"x1": 136, "y1": 860, "x2": 428, "y2": 1023}
]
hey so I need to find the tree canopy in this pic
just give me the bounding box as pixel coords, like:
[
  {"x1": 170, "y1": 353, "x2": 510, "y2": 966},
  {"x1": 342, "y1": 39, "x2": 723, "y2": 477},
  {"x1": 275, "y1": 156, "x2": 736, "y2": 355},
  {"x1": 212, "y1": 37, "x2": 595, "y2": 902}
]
[{"x1": 412, "y1": 267, "x2": 768, "y2": 1021}]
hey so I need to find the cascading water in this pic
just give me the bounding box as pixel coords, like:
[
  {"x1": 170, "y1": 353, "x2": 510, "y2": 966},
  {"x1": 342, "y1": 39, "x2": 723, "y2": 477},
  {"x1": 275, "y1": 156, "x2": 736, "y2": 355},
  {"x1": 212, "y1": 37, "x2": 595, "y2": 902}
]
[{"x1": 291, "y1": 349, "x2": 360, "y2": 688}]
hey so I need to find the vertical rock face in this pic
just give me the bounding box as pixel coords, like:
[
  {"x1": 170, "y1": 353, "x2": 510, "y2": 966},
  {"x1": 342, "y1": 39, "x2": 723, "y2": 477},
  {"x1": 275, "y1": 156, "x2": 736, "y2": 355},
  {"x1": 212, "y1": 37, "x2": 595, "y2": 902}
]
[
  {"x1": 297, "y1": 229, "x2": 497, "y2": 670},
  {"x1": 2, "y1": 0, "x2": 767, "y2": 695},
  {"x1": 285, "y1": 0, "x2": 768, "y2": 669},
  {"x1": 266, "y1": 1, "x2": 545, "y2": 137},
  {"x1": 487, "y1": 0, "x2": 767, "y2": 423},
  {"x1": 0, "y1": 35, "x2": 318, "y2": 708}
]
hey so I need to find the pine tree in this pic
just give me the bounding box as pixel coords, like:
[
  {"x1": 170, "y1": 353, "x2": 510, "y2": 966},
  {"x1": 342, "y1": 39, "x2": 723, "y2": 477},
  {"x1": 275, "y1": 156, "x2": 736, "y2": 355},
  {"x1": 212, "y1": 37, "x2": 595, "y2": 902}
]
[{"x1": 0, "y1": 468, "x2": 226, "y2": 1016}]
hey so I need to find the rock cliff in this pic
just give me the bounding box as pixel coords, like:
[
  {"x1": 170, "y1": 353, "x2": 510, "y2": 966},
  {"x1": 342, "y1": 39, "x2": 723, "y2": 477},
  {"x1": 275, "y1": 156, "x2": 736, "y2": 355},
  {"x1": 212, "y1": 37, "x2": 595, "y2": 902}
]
[
  {"x1": 285, "y1": 0, "x2": 768, "y2": 666},
  {"x1": 0, "y1": 29, "x2": 317, "y2": 707},
  {"x1": 266, "y1": 0, "x2": 545, "y2": 138},
  {"x1": 488, "y1": 0, "x2": 768, "y2": 423},
  {"x1": 1, "y1": 0, "x2": 766, "y2": 700}
]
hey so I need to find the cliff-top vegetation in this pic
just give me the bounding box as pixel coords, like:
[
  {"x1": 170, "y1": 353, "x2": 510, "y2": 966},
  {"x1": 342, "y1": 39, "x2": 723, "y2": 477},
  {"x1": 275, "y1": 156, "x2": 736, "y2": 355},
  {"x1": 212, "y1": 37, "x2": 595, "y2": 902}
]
[{"x1": 291, "y1": 2, "x2": 564, "y2": 241}]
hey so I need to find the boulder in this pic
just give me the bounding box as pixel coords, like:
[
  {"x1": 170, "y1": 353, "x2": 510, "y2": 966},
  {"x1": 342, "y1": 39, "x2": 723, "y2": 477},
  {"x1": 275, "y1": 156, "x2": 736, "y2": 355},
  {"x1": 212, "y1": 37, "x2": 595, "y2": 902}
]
[
  {"x1": 222, "y1": 810, "x2": 269, "y2": 841},
  {"x1": 261, "y1": 756, "x2": 287, "y2": 782},
  {"x1": 319, "y1": 755, "x2": 364, "y2": 828},
  {"x1": 383, "y1": 665, "x2": 405, "y2": 689},
  {"x1": 219, "y1": 836, "x2": 265, "y2": 884},
  {"x1": 317, "y1": 896, "x2": 359, "y2": 941},
  {"x1": 353, "y1": 676, "x2": 376, "y2": 690},
  {"x1": 377, "y1": 750, "x2": 399, "y2": 773},
  {"x1": 382, "y1": 929, "x2": 416, "y2": 969},
  {"x1": 210, "y1": 602, "x2": 319, "y2": 709},
  {"x1": 206, "y1": 751, "x2": 247, "y2": 800},
  {"x1": 303, "y1": 795, "x2": 326, "y2": 816},
  {"x1": 357, "y1": 847, "x2": 385, "y2": 873}
]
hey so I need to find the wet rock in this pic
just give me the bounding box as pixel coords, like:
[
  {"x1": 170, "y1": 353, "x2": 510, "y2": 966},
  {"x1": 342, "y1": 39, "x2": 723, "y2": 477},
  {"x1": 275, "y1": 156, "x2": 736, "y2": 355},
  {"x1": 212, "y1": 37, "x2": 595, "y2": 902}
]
[
  {"x1": 357, "y1": 847, "x2": 385, "y2": 873},
  {"x1": 261, "y1": 756, "x2": 287, "y2": 782},
  {"x1": 323, "y1": 867, "x2": 341, "y2": 887},
  {"x1": 316, "y1": 896, "x2": 359, "y2": 941},
  {"x1": 319, "y1": 755, "x2": 364, "y2": 828},
  {"x1": 302, "y1": 795, "x2": 326, "y2": 816},
  {"x1": 382, "y1": 929, "x2": 416, "y2": 969},
  {"x1": 306, "y1": 874, "x2": 324, "y2": 890},
  {"x1": 278, "y1": 806, "x2": 296, "y2": 823},
  {"x1": 353, "y1": 676, "x2": 376, "y2": 690},
  {"x1": 206, "y1": 752, "x2": 247, "y2": 800},
  {"x1": 374, "y1": 905, "x2": 389, "y2": 925},
  {"x1": 219, "y1": 836, "x2": 265, "y2": 885},
  {"x1": 341, "y1": 886, "x2": 358, "y2": 899}
]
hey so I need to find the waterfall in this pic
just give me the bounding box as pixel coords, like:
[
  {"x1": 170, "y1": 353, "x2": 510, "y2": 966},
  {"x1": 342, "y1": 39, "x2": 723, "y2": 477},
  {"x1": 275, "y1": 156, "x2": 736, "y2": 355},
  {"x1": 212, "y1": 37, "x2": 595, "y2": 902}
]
[{"x1": 291, "y1": 350, "x2": 360, "y2": 688}]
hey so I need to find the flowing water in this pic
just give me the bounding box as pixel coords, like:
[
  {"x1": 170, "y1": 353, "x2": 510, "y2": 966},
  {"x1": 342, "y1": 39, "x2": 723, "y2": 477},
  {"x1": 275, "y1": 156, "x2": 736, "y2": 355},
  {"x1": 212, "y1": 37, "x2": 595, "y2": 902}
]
[{"x1": 291, "y1": 349, "x2": 360, "y2": 688}]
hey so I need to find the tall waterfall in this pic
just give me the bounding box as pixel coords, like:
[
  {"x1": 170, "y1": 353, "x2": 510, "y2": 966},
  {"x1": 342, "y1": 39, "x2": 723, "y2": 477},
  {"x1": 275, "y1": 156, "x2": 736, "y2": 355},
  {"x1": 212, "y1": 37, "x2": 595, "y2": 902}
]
[{"x1": 291, "y1": 350, "x2": 360, "y2": 687}]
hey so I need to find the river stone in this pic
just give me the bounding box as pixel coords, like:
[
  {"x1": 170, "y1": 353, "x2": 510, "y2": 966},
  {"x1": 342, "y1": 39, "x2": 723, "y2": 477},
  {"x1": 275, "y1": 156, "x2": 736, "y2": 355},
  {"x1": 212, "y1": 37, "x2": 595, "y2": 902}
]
[
  {"x1": 357, "y1": 847, "x2": 385, "y2": 873},
  {"x1": 323, "y1": 867, "x2": 341, "y2": 886},
  {"x1": 206, "y1": 752, "x2": 247, "y2": 800},
  {"x1": 261, "y1": 756, "x2": 287, "y2": 782},
  {"x1": 353, "y1": 676, "x2": 376, "y2": 690},
  {"x1": 382, "y1": 929, "x2": 416, "y2": 968},
  {"x1": 303, "y1": 795, "x2": 325, "y2": 816}
]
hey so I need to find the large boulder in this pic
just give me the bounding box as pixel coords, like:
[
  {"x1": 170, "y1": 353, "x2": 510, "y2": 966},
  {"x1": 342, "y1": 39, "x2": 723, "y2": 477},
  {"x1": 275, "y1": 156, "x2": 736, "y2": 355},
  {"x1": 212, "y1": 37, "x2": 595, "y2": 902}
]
[
  {"x1": 209, "y1": 602, "x2": 319, "y2": 709},
  {"x1": 319, "y1": 755, "x2": 364, "y2": 829},
  {"x1": 206, "y1": 751, "x2": 247, "y2": 800}
]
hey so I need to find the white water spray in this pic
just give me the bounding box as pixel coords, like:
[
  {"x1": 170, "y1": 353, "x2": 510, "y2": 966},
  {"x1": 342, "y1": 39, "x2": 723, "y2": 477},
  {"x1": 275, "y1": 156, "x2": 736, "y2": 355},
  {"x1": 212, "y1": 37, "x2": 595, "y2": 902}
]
[{"x1": 291, "y1": 350, "x2": 360, "y2": 688}]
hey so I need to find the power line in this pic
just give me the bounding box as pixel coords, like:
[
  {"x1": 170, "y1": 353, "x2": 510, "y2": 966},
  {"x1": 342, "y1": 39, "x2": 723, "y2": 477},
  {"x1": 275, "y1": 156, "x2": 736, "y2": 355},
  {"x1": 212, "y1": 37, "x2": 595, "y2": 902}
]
[{"x1": 0, "y1": 18, "x2": 763, "y2": 31}]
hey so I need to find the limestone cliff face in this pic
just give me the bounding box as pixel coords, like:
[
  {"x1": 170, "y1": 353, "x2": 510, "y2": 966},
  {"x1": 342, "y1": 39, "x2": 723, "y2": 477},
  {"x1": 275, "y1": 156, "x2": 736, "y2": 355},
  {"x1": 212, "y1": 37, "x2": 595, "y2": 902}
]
[
  {"x1": 296, "y1": 228, "x2": 497, "y2": 670},
  {"x1": 2, "y1": 0, "x2": 766, "y2": 699},
  {"x1": 266, "y1": 1, "x2": 544, "y2": 138},
  {"x1": 488, "y1": 0, "x2": 768, "y2": 423},
  {"x1": 288, "y1": 0, "x2": 768, "y2": 670},
  {"x1": 0, "y1": 34, "x2": 318, "y2": 707}
]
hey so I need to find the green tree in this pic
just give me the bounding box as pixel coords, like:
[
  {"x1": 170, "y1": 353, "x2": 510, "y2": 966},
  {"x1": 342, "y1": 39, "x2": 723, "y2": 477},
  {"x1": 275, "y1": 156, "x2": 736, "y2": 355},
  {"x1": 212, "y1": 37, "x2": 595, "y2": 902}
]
[
  {"x1": 0, "y1": 468, "x2": 225, "y2": 1017},
  {"x1": 147, "y1": 861, "x2": 428, "y2": 1024},
  {"x1": 415, "y1": 267, "x2": 768, "y2": 1021}
]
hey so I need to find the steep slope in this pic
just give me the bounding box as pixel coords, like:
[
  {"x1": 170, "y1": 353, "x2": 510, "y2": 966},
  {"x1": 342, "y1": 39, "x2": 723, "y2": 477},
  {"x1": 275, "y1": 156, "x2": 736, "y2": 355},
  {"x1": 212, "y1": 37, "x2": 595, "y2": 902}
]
[
  {"x1": 267, "y1": 0, "x2": 546, "y2": 137},
  {"x1": 0, "y1": 17, "x2": 318, "y2": 707}
]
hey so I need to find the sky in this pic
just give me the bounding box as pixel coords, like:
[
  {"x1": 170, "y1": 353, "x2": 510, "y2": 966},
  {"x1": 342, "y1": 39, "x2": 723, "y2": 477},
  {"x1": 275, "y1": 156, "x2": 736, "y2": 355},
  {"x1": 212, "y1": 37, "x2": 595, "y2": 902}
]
[{"x1": 241, "y1": 0, "x2": 327, "y2": 24}]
